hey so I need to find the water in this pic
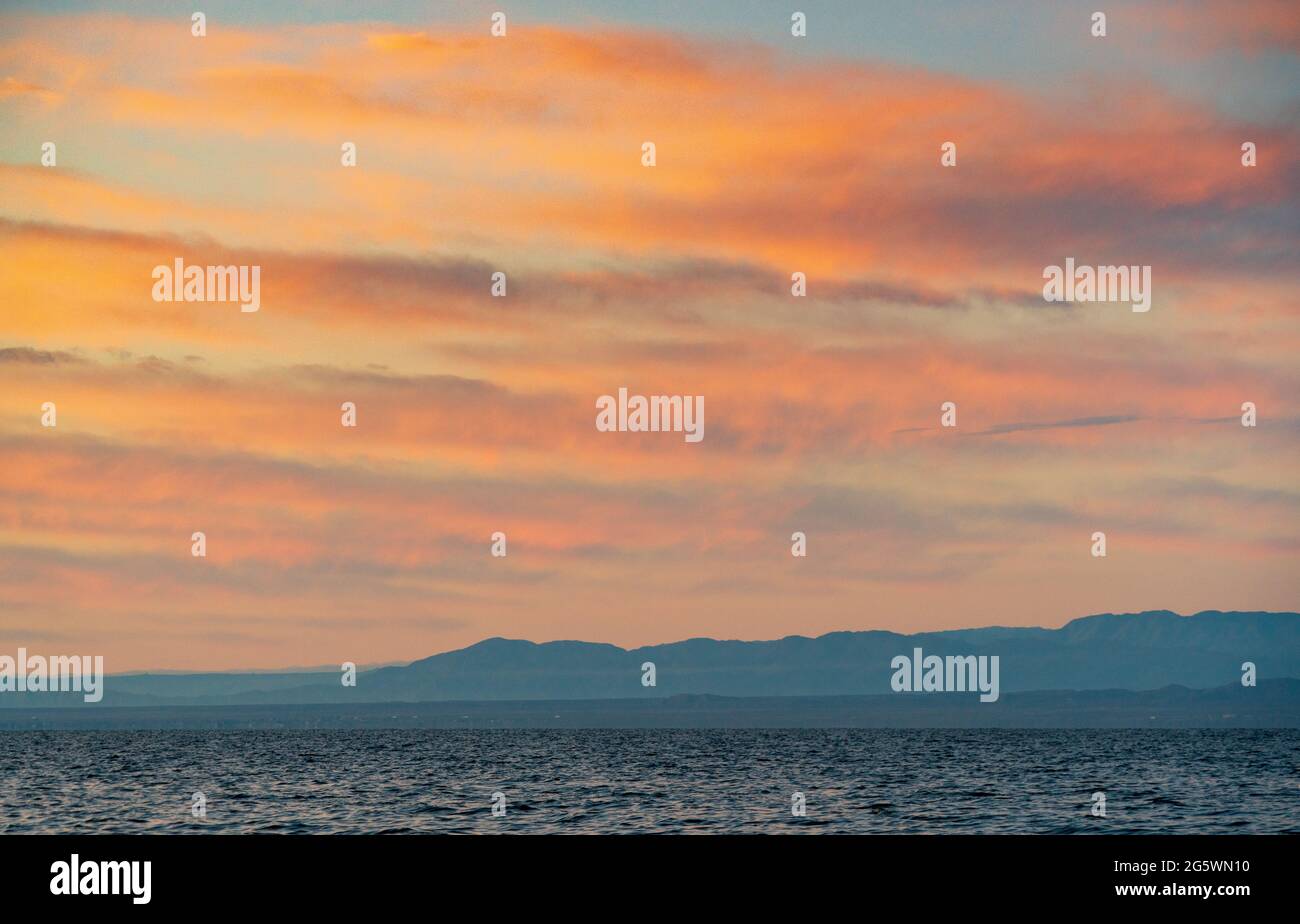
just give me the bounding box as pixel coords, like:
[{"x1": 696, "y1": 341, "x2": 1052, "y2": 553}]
[{"x1": 2, "y1": 729, "x2": 1296, "y2": 833}]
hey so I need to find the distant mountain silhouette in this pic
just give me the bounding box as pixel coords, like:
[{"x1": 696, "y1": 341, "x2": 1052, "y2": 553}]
[{"x1": 5, "y1": 609, "x2": 1295, "y2": 708}]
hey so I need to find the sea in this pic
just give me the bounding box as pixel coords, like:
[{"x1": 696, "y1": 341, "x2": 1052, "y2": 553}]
[{"x1": 3, "y1": 728, "x2": 1296, "y2": 834}]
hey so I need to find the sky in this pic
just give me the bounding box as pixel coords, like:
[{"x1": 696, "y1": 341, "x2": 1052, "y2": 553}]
[{"x1": 1, "y1": 1, "x2": 1297, "y2": 671}]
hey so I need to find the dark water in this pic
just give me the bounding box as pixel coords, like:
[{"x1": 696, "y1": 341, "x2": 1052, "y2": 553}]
[{"x1": 2, "y1": 729, "x2": 1296, "y2": 834}]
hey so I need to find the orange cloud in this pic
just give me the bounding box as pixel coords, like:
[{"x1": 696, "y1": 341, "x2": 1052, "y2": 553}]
[{"x1": 1, "y1": 11, "x2": 1297, "y2": 669}]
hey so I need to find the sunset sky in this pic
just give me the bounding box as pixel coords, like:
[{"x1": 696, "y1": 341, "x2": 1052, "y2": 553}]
[{"x1": 1, "y1": 1, "x2": 1297, "y2": 671}]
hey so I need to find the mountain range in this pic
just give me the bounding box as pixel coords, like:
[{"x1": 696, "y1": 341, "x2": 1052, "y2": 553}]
[{"x1": 4, "y1": 609, "x2": 1296, "y2": 708}]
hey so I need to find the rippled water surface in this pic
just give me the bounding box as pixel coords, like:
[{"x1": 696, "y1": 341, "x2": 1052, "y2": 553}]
[{"x1": 2, "y1": 729, "x2": 1296, "y2": 833}]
